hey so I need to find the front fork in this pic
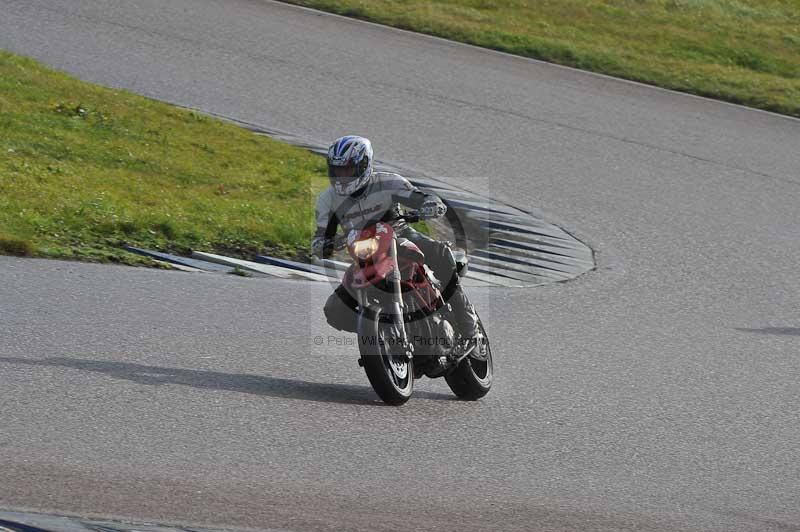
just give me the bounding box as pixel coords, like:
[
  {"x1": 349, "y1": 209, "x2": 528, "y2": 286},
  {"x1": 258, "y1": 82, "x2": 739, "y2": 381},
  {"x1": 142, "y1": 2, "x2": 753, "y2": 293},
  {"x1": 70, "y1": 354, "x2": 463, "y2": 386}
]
[
  {"x1": 354, "y1": 237, "x2": 413, "y2": 359},
  {"x1": 387, "y1": 237, "x2": 413, "y2": 359}
]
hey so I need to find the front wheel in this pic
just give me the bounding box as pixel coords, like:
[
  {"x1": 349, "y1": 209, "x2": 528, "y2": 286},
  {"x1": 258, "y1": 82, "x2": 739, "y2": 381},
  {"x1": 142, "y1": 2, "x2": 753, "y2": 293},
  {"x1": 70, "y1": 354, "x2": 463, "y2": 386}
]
[
  {"x1": 358, "y1": 314, "x2": 413, "y2": 405},
  {"x1": 445, "y1": 320, "x2": 493, "y2": 400}
]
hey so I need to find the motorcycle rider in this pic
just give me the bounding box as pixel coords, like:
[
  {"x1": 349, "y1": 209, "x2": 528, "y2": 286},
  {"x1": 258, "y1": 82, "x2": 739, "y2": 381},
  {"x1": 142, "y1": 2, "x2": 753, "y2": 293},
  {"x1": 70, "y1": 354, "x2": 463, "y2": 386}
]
[{"x1": 312, "y1": 135, "x2": 479, "y2": 343}]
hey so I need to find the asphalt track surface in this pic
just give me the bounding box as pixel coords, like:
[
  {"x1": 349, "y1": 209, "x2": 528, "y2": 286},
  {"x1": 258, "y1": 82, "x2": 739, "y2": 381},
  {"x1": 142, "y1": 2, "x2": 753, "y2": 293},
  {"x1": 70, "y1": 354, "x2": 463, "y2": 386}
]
[{"x1": 1, "y1": 1, "x2": 799, "y2": 531}]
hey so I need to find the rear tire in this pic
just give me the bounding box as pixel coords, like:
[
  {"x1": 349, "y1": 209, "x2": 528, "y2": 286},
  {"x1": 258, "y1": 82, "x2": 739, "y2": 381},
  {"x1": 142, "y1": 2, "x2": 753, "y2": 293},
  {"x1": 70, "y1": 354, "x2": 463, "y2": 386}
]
[
  {"x1": 358, "y1": 315, "x2": 413, "y2": 405},
  {"x1": 445, "y1": 320, "x2": 493, "y2": 400}
]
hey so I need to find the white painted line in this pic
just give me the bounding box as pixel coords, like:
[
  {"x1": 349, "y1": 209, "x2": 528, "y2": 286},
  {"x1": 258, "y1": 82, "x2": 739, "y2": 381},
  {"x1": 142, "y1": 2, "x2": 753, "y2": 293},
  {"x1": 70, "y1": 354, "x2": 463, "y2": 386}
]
[{"x1": 268, "y1": 0, "x2": 800, "y2": 124}]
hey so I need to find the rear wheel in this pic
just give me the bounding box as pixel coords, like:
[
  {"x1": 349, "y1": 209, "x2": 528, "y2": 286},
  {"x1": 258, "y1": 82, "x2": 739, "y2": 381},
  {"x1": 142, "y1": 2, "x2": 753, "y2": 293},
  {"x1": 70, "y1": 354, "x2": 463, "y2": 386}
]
[
  {"x1": 445, "y1": 320, "x2": 493, "y2": 400},
  {"x1": 358, "y1": 316, "x2": 413, "y2": 405}
]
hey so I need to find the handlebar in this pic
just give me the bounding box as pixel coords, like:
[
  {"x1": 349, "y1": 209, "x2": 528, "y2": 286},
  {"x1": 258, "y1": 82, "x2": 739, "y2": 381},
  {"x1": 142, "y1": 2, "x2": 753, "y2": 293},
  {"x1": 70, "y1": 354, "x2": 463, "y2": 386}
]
[
  {"x1": 397, "y1": 210, "x2": 421, "y2": 224},
  {"x1": 331, "y1": 210, "x2": 425, "y2": 251}
]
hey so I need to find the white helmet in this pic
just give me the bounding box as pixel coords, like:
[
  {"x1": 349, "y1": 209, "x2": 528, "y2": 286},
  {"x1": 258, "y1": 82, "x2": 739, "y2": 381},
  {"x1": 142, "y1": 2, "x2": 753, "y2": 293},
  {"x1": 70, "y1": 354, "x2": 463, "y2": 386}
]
[{"x1": 327, "y1": 135, "x2": 374, "y2": 196}]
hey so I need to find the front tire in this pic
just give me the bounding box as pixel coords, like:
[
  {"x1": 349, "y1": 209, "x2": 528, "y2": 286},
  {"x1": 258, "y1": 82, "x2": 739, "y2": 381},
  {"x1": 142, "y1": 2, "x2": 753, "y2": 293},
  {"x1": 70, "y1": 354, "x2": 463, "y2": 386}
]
[
  {"x1": 445, "y1": 320, "x2": 493, "y2": 400},
  {"x1": 358, "y1": 314, "x2": 414, "y2": 405}
]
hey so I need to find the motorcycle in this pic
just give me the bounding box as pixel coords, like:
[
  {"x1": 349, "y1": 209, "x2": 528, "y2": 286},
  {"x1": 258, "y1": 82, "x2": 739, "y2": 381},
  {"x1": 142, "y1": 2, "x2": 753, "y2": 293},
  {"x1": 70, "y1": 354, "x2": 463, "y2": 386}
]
[{"x1": 338, "y1": 210, "x2": 493, "y2": 405}]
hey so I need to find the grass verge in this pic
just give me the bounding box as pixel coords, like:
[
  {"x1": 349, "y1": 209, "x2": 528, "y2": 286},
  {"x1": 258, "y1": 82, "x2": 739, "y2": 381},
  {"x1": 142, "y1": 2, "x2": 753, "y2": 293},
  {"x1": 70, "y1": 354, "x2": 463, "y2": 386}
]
[
  {"x1": 281, "y1": 0, "x2": 800, "y2": 117},
  {"x1": 0, "y1": 50, "x2": 329, "y2": 266}
]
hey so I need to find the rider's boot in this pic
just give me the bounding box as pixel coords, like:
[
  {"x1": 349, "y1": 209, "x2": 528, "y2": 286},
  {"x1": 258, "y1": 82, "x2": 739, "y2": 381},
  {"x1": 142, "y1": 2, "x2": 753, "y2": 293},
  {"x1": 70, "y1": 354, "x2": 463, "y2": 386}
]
[{"x1": 448, "y1": 282, "x2": 479, "y2": 338}]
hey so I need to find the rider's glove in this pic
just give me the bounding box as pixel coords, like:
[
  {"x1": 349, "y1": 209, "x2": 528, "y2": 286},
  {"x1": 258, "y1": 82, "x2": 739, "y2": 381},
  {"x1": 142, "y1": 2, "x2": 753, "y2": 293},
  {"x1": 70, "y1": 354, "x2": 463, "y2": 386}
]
[
  {"x1": 419, "y1": 199, "x2": 447, "y2": 219},
  {"x1": 311, "y1": 237, "x2": 327, "y2": 258},
  {"x1": 333, "y1": 234, "x2": 348, "y2": 251},
  {"x1": 311, "y1": 235, "x2": 347, "y2": 258}
]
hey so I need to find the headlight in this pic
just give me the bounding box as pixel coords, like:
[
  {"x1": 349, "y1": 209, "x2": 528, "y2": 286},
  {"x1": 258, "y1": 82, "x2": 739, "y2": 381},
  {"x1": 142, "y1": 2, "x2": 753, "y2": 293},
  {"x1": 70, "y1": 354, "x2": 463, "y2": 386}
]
[{"x1": 352, "y1": 237, "x2": 379, "y2": 260}]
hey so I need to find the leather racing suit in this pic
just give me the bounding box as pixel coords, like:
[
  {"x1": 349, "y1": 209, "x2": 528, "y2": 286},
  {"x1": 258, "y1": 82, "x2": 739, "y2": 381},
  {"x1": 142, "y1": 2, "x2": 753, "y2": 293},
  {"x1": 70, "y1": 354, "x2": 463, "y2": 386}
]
[{"x1": 312, "y1": 171, "x2": 478, "y2": 336}]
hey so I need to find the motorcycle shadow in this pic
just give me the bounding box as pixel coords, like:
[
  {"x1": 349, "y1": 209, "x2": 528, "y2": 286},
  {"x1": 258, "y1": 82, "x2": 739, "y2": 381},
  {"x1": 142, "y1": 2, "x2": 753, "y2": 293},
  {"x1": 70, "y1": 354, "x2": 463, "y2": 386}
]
[{"x1": 0, "y1": 356, "x2": 454, "y2": 405}]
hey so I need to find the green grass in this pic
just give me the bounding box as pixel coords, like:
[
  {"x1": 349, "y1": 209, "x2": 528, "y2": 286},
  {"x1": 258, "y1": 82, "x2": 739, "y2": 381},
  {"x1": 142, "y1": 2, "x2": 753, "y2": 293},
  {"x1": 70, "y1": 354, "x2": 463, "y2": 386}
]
[
  {"x1": 0, "y1": 50, "x2": 329, "y2": 266},
  {"x1": 282, "y1": 0, "x2": 800, "y2": 117}
]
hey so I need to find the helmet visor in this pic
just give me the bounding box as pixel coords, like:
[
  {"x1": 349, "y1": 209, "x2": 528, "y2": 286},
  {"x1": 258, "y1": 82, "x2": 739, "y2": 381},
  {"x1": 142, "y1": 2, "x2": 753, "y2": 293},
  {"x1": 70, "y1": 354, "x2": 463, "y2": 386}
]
[{"x1": 330, "y1": 164, "x2": 359, "y2": 180}]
